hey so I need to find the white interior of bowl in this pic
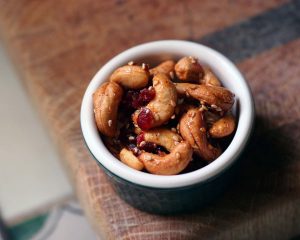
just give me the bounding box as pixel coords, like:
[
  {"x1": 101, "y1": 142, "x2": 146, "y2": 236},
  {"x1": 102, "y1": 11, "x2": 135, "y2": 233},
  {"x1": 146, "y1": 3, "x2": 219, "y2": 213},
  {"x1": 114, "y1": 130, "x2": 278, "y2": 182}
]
[{"x1": 80, "y1": 40, "x2": 254, "y2": 189}]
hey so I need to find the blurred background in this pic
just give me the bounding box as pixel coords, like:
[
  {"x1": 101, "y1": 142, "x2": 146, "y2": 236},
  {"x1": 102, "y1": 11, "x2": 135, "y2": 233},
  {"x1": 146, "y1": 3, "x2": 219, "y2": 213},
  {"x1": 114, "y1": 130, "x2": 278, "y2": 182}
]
[{"x1": 0, "y1": 44, "x2": 96, "y2": 239}]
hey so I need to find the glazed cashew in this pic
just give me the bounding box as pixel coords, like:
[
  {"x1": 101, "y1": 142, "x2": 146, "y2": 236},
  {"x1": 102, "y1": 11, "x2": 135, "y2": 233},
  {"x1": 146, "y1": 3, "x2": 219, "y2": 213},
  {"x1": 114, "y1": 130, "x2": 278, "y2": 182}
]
[
  {"x1": 138, "y1": 141, "x2": 193, "y2": 175},
  {"x1": 143, "y1": 128, "x2": 182, "y2": 151},
  {"x1": 179, "y1": 108, "x2": 221, "y2": 161},
  {"x1": 175, "y1": 56, "x2": 204, "y2": 82},
  {"x1": 209, "y1": 114, "x2": 235, "y2": 138},
  {"x1": 133, "y1": 73, "x2": 177, "y2": 129},
  {"x1": 149, "y1": 60, "x2": 175, "y2": 76},
  {"x1": 119, "y1": 148, "x2": 144, "y2": 171},
  {"x1": 109, "y1": 65, "x2": 149, "y2": 89},
  {"x1": 175, "y1": 83, "x2": 234, "y2": 111},
  {"x1": 93, "y1": 82, "x2": 123, "y2": 137},
  {"x1": 201, "y1": 67, "x2": 221, "y2": 86}
]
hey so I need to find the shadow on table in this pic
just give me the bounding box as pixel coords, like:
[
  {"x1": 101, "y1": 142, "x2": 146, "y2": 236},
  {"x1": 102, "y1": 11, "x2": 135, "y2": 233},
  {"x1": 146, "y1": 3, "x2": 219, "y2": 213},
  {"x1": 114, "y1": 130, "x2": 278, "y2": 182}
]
[{"x1": 184, "y1": 115, "x2": 300, "y2": 232}]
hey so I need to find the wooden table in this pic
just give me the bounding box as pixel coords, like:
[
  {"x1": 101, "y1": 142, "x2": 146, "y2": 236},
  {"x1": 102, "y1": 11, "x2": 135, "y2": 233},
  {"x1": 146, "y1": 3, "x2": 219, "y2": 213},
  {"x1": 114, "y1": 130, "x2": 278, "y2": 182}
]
[{"x1": 1, "y1": 0, "x2": 300, "y2": 239}]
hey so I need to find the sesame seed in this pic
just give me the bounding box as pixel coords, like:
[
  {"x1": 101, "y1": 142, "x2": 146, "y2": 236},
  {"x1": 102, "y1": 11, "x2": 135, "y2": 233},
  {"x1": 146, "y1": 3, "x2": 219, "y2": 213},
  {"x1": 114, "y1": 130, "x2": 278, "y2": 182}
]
[
  {"x1": 128, "y1": 61, "x2": 134, "y2": 66},
  {"x1": 200, "y1": 127, "x2": 206, "y2": 133},
  {"x1": 171, "y1": 114, "x2": 176, "y2": 119},
  {"x1": 142, "y1": 63, "x2": 149, "y2": 70},
  {"x1": 175, "y1": 152, "x2": 181, "y2": 159},
  {"x1": 170, "y1": 100, "x2": 176, "y2": 107},
  {"x1": 148, "y1": 86, "x2": 154, "y2": 91},
  {"x1": 188, "y1": 56, "x2": 197, "y2": 63},
  {"x1": 171, "y1": 128, "x2": 177, "y2": 132},
  {"x1": 128, "y1": 136, "x2": 135, "y2": 141},
  {"x1": 144, "y1": 155, "x2": 152, "y2": 161},
  {"x1": 174, "y1": 141, "x2": 179, "y2": 145},
  {"x1": 140, "y1": 141, "x2": 146, "y2": 147},
  {"x1": 108, "y1": 120, "x2": 112, "y2": 127},
  {"x1": 211, "y1": 104, "x2": 218, "y2": 109},
  {"x1": 133, "y1": 147, "x2": 139, "y2": 154},
  {"x1": 199, "y1": 105, "x2": 208, "y2": 112}
]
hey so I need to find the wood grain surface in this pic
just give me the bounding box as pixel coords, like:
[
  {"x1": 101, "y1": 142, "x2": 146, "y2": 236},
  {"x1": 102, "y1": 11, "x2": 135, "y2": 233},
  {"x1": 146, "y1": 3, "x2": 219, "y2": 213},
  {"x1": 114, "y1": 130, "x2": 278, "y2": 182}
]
[{"x1": 1, "y1": 0, "x2": 300, "y2": 239}]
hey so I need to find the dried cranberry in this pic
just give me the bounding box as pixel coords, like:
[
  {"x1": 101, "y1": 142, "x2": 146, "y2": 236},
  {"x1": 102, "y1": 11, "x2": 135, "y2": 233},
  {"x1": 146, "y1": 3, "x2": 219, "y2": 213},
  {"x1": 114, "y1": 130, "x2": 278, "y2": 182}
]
[
  {"x1": 136, "y1": 133, "x2": 145, "y2": 145},
  {"x1": 132, "y1": 88, "x2": 156, "y2": 108},
  {"x1": 131, "y1": 97, "x2": 142, "y2": 109},
  {"x1": 123, "y1": 90, "x2": 139, "y2": 109},
  {"x1": 138, "y1": 87, "x2": 156, "y2": 103},
  {"x1": 139, "y1": 142, "x2": 157, "y2": 153},
  {"x1": 137, "y1": 108, "x2": 154, "y2": 130}
]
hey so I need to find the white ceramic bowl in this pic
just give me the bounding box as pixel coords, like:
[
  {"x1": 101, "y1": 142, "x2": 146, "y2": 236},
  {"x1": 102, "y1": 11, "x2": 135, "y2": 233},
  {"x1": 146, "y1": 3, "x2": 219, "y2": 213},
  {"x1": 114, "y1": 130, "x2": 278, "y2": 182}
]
[{"x1": 81, "y1": 40, "x2": 254, "y2": 190}]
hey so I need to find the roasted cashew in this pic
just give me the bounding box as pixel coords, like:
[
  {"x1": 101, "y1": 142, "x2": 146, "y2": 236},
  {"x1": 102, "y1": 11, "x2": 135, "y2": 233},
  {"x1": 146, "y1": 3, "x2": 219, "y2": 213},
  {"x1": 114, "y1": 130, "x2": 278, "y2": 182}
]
[
  {"x1": 133, "y1": 73, "x2": 177, "y2": 129},
  {"x1": 149, "y1": 60, "x2": 175, "y2": 76},
  {"x1": 209, "y1": 114, "x2": 235, "y2": 138},
  {"x1": 175, "y1": 83, "x2": 234, "y2": 111},
  {"x1": 179, "y1": 108, "x2": 221, "y2": 161},
  {"x1": 109, "y1": 65, "x2": 149, "y2": 89},
  {"x1": 175, "y1": 56, "x2": 204, "y2": 82},
  {"x1": 201, "y1": 67, "x2": 221, "y2": 86},
  {"x1": 93, "y1": 82, "x2": 123, "y2": 137},
  {"x1": 138, "y1": 141, "x2": 193, "y2": 175},
  {"x1": 143, "y1": 128, "x2": 182, "y2": 151},
  {"x1": 119, "y1": 148, "x2": 144, "y2": 171}
]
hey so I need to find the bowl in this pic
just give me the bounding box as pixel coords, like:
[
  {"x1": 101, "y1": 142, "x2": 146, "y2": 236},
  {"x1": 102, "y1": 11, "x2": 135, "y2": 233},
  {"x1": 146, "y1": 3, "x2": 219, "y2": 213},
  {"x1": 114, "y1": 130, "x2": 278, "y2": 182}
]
[{"x1": 80, "y1": 40, "x2": 255, "y2": 214}]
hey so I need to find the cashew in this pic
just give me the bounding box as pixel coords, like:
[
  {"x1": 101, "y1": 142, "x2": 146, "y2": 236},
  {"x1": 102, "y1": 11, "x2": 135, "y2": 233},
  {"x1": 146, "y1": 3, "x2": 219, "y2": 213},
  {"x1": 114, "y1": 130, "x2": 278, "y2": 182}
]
[
  {"x1": 179, "y1": 108, "x2": 221, "y2": 161},
  {"x1": 175, "y1": 83, "x2": 234, "y2": 111},
  {"x1": 109, "y1": 65, "x2": 149, "y2": 89},
  {"x1": 201, "y1": 67, "x2": 221, "y2": 86},
  {"x1": 138, "y1": 141, "x2": 193, "y2": 175},
  {"x1": 209, "y1": 114, "x2": 235, "y2": 138},
  {"x1": 133, "y1": 73, "x2": 177, "y2": 129},
  {"x1": 119, "y1": 148, "x2": 144, "y2": 171},
  {"x1": 93, "y1": 82, "x2": 123, "y2": 137},
  {"x1": 149, "y1": 60, "x2": 175, "y2": 76},
  {"x1": 175, "y1": 56, "x2": 204, "y2": 82},
  {"x1": 143, "y1": 128, "x2": 182, "y2": 151}
]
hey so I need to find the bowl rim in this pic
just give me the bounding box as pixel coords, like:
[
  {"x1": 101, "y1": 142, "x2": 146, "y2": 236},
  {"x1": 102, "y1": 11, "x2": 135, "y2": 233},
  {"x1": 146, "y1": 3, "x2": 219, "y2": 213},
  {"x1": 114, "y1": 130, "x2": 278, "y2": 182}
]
[{"x1": 80, "y1": 40, "x2": 255, "y2": 189}]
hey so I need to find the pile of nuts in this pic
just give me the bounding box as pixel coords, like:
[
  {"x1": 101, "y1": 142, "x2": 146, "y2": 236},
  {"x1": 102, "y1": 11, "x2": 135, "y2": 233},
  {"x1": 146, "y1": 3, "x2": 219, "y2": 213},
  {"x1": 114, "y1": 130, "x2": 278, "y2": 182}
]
[{"x1": 93, "y1": 57, "x2": 235, "y2": 175}]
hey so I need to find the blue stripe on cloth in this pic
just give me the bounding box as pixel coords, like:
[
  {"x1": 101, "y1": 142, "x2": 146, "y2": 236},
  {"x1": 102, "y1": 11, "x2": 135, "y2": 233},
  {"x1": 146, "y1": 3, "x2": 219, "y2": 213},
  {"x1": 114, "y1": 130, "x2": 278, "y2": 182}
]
[{"x1": 198, "y1": 0, "x2": 300, "y2": 62}]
